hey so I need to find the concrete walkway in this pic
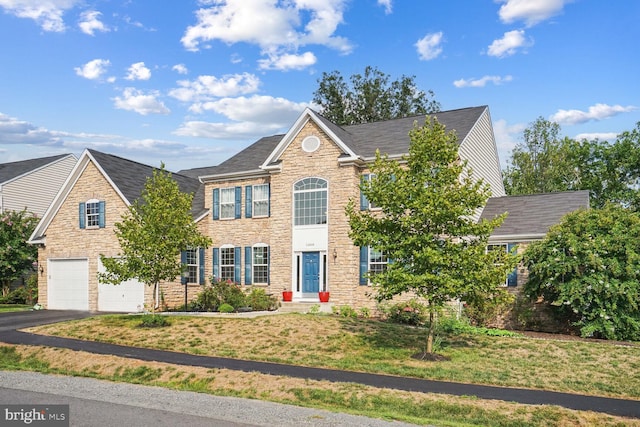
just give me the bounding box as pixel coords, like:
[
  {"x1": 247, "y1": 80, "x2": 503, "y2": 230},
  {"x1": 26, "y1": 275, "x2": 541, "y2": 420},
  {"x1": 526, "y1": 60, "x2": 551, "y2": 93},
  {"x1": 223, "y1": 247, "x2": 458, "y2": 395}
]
[{"x1": 1, "y1": 310, "x2": 638, "y2": 419}]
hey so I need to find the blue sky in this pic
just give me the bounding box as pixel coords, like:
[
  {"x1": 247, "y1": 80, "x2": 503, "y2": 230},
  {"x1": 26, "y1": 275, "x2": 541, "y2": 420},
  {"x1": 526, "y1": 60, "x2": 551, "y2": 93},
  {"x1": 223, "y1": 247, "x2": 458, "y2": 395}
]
[{"x1": 0, "y1": 0, "x2": 638, "y2": 172}]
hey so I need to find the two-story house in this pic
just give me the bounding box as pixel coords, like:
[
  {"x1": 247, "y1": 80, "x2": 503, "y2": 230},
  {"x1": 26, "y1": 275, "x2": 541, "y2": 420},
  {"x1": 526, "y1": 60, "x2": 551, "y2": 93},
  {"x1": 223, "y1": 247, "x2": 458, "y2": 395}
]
[{"x1": 30, "y1": 105, "x2": 506, "y2": 312}]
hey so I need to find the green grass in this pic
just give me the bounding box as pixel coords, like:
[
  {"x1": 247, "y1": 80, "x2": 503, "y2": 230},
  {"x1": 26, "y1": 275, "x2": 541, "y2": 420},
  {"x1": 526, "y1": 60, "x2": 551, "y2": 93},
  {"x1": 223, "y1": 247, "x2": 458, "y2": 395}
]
[
  {"x1": 0, "y1": 304, "x2": 31, "y2": 312},
  {"x1": 0, "y1": 345, "x2": 637, "y2": 427},
  {"x1": 28, "y1": 313, "x2": 640, "y2": 399}
]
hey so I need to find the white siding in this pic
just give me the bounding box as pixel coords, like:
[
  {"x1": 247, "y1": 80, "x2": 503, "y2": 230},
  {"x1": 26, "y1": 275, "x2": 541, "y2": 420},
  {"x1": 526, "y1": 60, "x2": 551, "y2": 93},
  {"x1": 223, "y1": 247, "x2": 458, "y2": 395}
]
[
  {"x1": 458, "y1": 108, "x2": 505, "y2": 198},
  {"x1": 2, "y1": 156, "x2": 76, "y2": 217}
]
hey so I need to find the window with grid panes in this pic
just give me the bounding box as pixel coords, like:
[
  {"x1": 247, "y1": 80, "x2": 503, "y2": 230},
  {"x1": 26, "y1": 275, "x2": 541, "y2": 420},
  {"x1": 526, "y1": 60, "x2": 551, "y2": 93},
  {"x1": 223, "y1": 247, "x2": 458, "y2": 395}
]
[
  {"x1": 220, "y1": 246, "x2": 235, "y2": 281},
  {"x1": 294, "y1": 178, "x2": 327, "y2": 226}
]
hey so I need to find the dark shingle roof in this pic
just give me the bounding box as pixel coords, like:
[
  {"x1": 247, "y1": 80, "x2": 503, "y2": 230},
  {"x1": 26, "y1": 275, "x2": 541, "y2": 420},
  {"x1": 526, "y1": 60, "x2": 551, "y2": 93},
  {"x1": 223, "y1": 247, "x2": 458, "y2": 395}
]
[
  {"x1": 0, "y1": 154, "x2": 73, "y2": 184},
  {"x1": 480, "y1": 191, "x2": 590, "y2": 238},
  {"x1": 342, "y1": 106, "x2": 487, "y2": 158},
  {"x1": 88, "y1": 149, "x2": 206, "y2": 218},
  {"x1": 180, "y1": 135, "x2": 284, "y2": 177},
  {"x1": 184, "y1": 106, "x2": 487, "y2": 179}
]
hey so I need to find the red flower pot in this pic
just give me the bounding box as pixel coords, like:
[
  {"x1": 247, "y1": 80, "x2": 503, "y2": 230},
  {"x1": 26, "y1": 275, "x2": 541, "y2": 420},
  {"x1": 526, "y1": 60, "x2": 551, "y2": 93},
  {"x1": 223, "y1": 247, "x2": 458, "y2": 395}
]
[
  {"x1": 318, "y1": 291, "x2": 330, "y2": 303},
  {"x1": 282, "y1": 291, "x2": 293, "y2": 302}
]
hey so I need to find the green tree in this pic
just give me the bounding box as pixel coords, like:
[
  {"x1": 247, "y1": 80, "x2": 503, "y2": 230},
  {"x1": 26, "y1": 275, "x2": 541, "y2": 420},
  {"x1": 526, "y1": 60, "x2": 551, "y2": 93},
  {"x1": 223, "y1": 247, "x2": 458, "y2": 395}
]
[
  {"x1": 503, "y1": 117, "x2": 573, "y2": 195},
  {"x1": 312, "y1": 66, "x2": 440, "y2": 125},
  {"x1": 523, "y1": 204, "x2": 640, "y2": 340},
  {"x1": 346, "y1": 118, "x2": 517, "y2": 356},
  {"x1": 504, "y1": 119, "x2": 640, "y2": 209},
  {"x1": 99, "y1": 165, "x2": 211, "y2": 311},
  {"x1": 0, "y1": 209, "x2": 38, "y2": 297}
]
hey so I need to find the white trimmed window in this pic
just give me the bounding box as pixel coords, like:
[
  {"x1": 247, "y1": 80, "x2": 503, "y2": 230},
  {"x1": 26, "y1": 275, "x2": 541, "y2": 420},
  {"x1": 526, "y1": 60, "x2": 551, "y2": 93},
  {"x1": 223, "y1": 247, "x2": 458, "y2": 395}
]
[
  {"x1": 253, "y1": 184, "x2": 269, "y2": 217},
  {"x1": 294, "y1": 178, "x2": 328, "y2": 226},
  {"x1": 220, "y1": 246, "x2": 235, "y2": 282},
  {"x1": 185, "y1": 248, "x2": 199, "y2": 284},
  {"x1": 220, "y1": 188, "x2": 235, "y2": 219},
  {"x1": 252, "y1": 245, "x2": 269, "y2": 284}
]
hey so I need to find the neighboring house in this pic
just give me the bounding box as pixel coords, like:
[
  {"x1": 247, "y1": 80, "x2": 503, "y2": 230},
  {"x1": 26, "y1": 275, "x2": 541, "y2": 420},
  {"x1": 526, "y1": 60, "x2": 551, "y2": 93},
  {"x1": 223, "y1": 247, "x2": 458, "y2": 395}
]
[
  {"x1": 0, "y1": 154, "x2": 77, "y2": 217},
  {"x1": 28, "y1": 149, "x2": 206, "y2": 312},
  {"x1": 29, "y1": 105, "x2": 508, "y2": 312},
  {"x1": 479, "y1": 190, "x2": 591, "y2": 289}
]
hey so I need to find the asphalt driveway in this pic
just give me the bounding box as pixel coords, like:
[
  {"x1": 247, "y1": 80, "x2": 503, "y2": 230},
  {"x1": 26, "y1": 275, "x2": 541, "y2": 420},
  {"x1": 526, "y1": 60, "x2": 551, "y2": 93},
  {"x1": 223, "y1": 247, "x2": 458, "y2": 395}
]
[{"x1": 1, "y1": 310, "x2": 639, "y2": 419}]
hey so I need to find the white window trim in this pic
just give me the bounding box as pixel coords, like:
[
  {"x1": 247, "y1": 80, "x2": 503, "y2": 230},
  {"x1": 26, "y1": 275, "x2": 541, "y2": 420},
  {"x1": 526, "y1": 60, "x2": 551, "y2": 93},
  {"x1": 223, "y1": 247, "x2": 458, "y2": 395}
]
[
  {"x1": 220, "y1": 244, "x2": 235, "y2": 282},
  {"x1": 252, "y1": 184, "x2": 269, "y2": 218},
  {"x1": 252, "y1": 244, "x2": 269, "y2": 284},
  {"x1": 219, "y1": 188, "x2": 236, "y2": 220},
  {"x1": 85, "y1": 198, "x2": 101, "y2": 229}
]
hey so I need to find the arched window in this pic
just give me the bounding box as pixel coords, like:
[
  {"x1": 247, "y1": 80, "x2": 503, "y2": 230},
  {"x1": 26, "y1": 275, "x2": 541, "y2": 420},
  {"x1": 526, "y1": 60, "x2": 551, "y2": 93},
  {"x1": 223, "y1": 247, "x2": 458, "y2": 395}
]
[{"x1": 293, "y1": 178, "x2": 327, "y2": 226}]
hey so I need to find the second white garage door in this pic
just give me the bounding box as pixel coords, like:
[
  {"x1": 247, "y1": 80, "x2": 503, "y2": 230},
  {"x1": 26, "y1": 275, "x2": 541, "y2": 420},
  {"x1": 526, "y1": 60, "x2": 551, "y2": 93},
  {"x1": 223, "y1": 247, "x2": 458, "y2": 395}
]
[
  {"x1": 98, "y1": 259, "x2": 145, "y2": 312},
  {"x1": 48, "y1": 259, "x2": 89, "y2": 310}
]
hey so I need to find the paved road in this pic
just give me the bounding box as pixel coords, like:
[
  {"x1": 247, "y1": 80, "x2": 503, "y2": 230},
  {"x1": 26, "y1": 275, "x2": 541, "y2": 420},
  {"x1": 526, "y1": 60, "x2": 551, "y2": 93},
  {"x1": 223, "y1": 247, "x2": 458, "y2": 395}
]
[
  {"x1": 0, "y1": 371, "x2": 413, "y2": 427},
  {"x1": 1, "y1": 310, "x2": 639, "y2": 419}
]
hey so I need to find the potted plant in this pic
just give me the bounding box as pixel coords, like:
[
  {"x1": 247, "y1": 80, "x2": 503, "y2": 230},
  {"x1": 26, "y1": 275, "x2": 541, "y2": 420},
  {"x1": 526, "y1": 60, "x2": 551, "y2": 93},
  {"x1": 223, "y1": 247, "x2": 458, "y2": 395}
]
[
  {"x1": 318, "y1": 289, "x2": 330, "y2": 302},
  {"x1": 282, "y1": 288, "x2": 293, "y2": 302}
]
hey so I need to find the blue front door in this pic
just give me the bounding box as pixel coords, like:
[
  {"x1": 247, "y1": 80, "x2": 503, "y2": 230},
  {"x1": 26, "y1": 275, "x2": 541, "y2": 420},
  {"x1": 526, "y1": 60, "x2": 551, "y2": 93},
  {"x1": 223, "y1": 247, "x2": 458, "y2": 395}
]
[{"x1": 302, "y1": 252, "x2": 320, "y2": 293}]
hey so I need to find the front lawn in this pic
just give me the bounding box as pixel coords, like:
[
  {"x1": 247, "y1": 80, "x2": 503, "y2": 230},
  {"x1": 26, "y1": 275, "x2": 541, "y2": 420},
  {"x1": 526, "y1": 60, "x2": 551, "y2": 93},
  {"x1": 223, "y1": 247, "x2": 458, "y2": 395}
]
[{"x1": 27, "y1": 313, "x2": 640, "y2": 399}]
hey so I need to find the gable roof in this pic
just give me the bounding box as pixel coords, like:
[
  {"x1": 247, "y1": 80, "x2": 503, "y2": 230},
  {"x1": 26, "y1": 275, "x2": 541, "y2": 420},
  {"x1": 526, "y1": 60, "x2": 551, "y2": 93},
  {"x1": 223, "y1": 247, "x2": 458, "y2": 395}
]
[
  {"x1": 0, "y1": 154, "x2": 76, "y2": 185},
  {"x1": 190, "y1": 106, "x2": 489, "y2": 181},
  {"x1": 29, "y1": 149, "x2": 206, "y2": 244},
  {"x1": 480, "y1": 191, "x2": 590, "y2": 242}
]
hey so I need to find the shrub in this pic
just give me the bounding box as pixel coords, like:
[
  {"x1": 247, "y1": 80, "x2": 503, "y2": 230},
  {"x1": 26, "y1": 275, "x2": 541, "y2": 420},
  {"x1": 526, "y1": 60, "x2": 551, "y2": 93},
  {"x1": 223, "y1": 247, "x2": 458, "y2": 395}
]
[
  {"x1": 334, "y1": 305, "x2": 358, "y2": 318},
  {"x1": 139, "y1": 314, "x2": 171, "y2": 328},
  {"x1": 462, "y1": 287, "x2": 514, "y2": 327},
  {"x1": 384, "y1": 299, "x2": 428, "y2": 326},
  {"x1": 524, "y1": 205, "x2": 640, "y2": 340},
  {"x1": 218, "y1": 303, "x2": 235, "y2": 313},
  {"x1": 191, "y1": 279, "x2": 246, "y2": 312},
  {"x1": 245, "y1": 288, "x2": 279, "y2": 311}
]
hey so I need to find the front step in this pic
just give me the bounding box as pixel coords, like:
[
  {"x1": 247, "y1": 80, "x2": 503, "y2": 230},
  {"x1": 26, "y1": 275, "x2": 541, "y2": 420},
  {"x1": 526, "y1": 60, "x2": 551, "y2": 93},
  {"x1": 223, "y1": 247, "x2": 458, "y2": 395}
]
[{"x1": 278, "y1": 302, "x2": 334, "y2": 314}]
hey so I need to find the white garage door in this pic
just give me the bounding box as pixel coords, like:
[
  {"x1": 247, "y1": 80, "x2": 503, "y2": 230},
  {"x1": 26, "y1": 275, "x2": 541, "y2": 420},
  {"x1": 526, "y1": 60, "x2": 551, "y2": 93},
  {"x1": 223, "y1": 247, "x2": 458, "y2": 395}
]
[
  {"x1": 48, "y1": 259, "x2": 89, "y2": 310},
  {"x1": 98, "y1": 260, "x2": 145, "y2": 312}
]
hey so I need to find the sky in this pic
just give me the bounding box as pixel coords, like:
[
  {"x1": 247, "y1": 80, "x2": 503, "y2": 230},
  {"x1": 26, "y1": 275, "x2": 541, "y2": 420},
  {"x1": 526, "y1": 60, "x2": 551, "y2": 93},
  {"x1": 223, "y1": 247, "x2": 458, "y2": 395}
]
[{"x1": 0, "y1": 0, "x2": 638, "y2": 172}]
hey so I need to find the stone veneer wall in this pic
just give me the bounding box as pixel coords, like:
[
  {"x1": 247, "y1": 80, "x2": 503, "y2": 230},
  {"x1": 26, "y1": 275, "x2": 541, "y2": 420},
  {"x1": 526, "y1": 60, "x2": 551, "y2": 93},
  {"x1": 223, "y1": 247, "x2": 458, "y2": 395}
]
[{"x1": 38, "y1": 161, "x2": 130, "y2": 311}]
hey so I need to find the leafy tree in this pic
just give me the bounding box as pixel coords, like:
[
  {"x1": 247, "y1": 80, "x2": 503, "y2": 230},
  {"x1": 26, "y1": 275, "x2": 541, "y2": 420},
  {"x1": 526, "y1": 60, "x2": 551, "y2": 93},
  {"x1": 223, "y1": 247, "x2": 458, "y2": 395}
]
[
  {"x1": 0, "y1": 209, "x2": 38, "y2": 297},
  {"x1": 346, "y1": 118, "x2": 517, "y2": 356},
  {"x1": 504, "y1": 119, "x2": 640, "y2": 209},
  {"x1": 503, "y1": 117, "x2": 573, "y2": 195},
  {"x1": 523, "y1": 204, "x2": 640, "y2": 340},
  {"x1": 312, "y1": 66, "x2": 440, "y2": 125},
  {"x1": 99, "y1": 165, "x2": 211, "y2": 311}
]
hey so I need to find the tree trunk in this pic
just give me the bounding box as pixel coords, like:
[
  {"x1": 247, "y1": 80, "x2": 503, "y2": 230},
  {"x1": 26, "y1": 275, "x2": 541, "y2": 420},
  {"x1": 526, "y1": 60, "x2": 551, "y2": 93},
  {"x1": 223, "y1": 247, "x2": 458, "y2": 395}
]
[
  {"x1": 152, "y1": 282, "x2": 157, "y2": 313},
  {"x1": 426, "y1": 307, "x2": 435, "y2": 354}
]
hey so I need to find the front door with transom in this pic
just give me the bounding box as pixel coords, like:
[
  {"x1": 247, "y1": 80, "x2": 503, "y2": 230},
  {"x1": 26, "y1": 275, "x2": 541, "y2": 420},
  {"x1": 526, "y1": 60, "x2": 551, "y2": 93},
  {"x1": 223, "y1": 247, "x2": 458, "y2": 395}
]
[{"x1": 302, "y1": 252, "x2": 320, "y2": 297}]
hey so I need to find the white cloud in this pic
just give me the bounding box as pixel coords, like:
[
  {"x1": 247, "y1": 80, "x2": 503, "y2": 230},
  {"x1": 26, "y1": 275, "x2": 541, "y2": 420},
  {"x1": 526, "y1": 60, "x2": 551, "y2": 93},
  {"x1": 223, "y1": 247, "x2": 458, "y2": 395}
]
[
  {"x1": 0, "y1": 112, "x2": 63, "y2": 145},
  {"x1": 497, "y1": 0, "x2": 570, "y2": 27},
  {"x1": 78, "y1": 10, "x2": 109, "y2": 35},
  {"x1": 0, "y1": 0, "x2": 79, "y2": 32},
  {"x1": 258, "y1": 51, "x2": 317, "y2": 71},
  {"x1": 169, "y1": 73, "x2": 261, "y2": 103},
  {"x1": 573, "y1": 132, "x2": 619, "y2": 142},
  {"x1": 112, "y1": 88, "x2": 170, "y2": 115},
  {"x1": 125, "y1": 62, "x2": 151, "y2": 81},
  {"x1": 190, "y1": 95, "x2": 309, "y2": 123},
  {"x1": 176, "y1": 95, "x2": 308, "y2": 139},
  {"x1": 453, "y1": 75, "x2": 513, "y2": 88},
  {"x1": 74, "y1": 59, "x2": 111, "y2": 80},
  {"x1": 378, "y1": 0, "x2": 392, "y2": 14},
  {"x1": 172, "y1": 64, "x2": 189, "y2": 75},
  {"x1": 550, "y1": 103, "x2": 637, "y2": 125},
  {"x1": 415, "y1": 32, "x2": 443, "y2": 61},
  {"x1": 181, "y1": 0, "x2": 352, "y2": 61},
  {"x1": 487, "y1": 30, "x2": 532, "y2": 58}
]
